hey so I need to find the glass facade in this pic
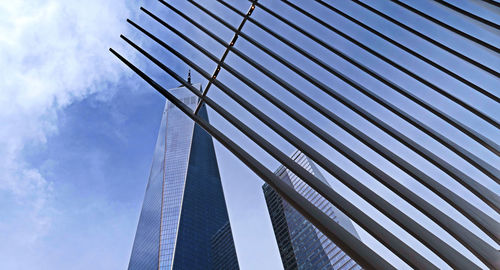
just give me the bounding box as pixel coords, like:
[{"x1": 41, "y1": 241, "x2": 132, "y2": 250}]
[
  {"x1": 263, "y1": 151, "x2": 362, "y2": 270},
  {"x1": 211, "y1": 222, "x2": 239, "y2": 270},
  {"x1": 128, "y1": 84, "x2": 238, "y2": 270}
]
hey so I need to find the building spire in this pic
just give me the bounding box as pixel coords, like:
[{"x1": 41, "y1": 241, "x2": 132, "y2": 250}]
[{"x1": 187, "y1": 69, "x2": 191, "y2": 84}]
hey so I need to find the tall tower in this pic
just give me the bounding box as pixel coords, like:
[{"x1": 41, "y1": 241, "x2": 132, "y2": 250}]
[
  {"x1": 128, "y1": 83, "x2": 239, "y2": 270},
  {"x1": 263, "y1": 150, "x2": 361, "y2": 270}
]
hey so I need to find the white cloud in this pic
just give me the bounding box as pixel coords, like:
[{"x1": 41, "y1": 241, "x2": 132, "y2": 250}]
[{"x1": 0, "y1": 0, "x2": 133, "y2": 245}]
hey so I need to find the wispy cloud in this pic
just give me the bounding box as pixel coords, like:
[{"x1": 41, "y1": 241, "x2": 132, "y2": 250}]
[{"x1": 0, "y1": 0, "x2": 133, "y2": 248}]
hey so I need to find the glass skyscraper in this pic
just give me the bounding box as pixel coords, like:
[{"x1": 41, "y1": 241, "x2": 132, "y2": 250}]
[
  {"x1": 263, "y1": 151, "x2": 362, "y2": 270},
  {"x1": 128, "y1": 83, "x2": 239, "y2": 270}
]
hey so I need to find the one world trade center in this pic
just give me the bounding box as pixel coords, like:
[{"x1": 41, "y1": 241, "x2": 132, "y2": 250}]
[{"x1": 128, "y1": 79, "x2": 239, "y2": 270}]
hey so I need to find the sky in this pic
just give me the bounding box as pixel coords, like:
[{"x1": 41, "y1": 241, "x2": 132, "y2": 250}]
[{"x1": 0, "y1": 0, "x2": 498, "y2": 269}]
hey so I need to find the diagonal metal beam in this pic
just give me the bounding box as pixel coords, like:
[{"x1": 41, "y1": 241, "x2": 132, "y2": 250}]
[
  {"x1": 316, "y1": 0, "x2": 500, "y2": 103},
  {"x1": 124, "y1": 18, "x2": 438, "y2": 268},
  {"x1": 390, "y1": 0, "x2": 500, "y2": 54},
  {"x1": 252, "y1": 0, "x2": 500, "y2": 208},
  {"x1": 284, "y1": 0, "x2": 500, "y2": 138},
  {"x1": 232, "y1": 0, "x2": 500, "y2": 156},
  {"x1": 479, "y1": 0, "x2": 500, "y2": 8},
  {"x1": 169, "y1": 0, "x2": 500, "y2": 242},
  {"x1": 153, "y1": 4, "x2": 500, "y2": 267},
  {"x1": 217, "y1": 0, "x2": 500, "y2": 184},
  {"x1": 433, "y1": 0, "x2": 500, "y2": 30},
  {"x1": 217, "y1": 0, "x2": 500, "y2": 212},
  {"x1": 127, "y1": 14, "x2": 496, "y2": 268},
  {"x1": 112, "y1": 1, "x2": 499, "y2": 268},
  {"x1": 109, "y1": 46, "x2": 395, "y2": 270},
  {"x1": 353, "y1": 0, "x2": 500, "y2": 86}
]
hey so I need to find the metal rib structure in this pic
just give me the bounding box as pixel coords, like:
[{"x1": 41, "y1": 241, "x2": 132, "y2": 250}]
[{"x1": 111, "y1": 1, "x2": 499, "y2": 269}]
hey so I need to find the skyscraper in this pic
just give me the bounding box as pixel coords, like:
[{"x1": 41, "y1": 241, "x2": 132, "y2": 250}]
[
  {"x1": 263, "y1": 151, "x2": 361, "y2": 270},
  {"x1": 128, "y1": 83, "x2": 239, "y2": 270}
]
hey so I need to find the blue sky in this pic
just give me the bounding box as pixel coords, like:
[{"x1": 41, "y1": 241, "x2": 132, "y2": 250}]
[{"x1": 1, "y1": 0, "x2": 498, "y2": 269}]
